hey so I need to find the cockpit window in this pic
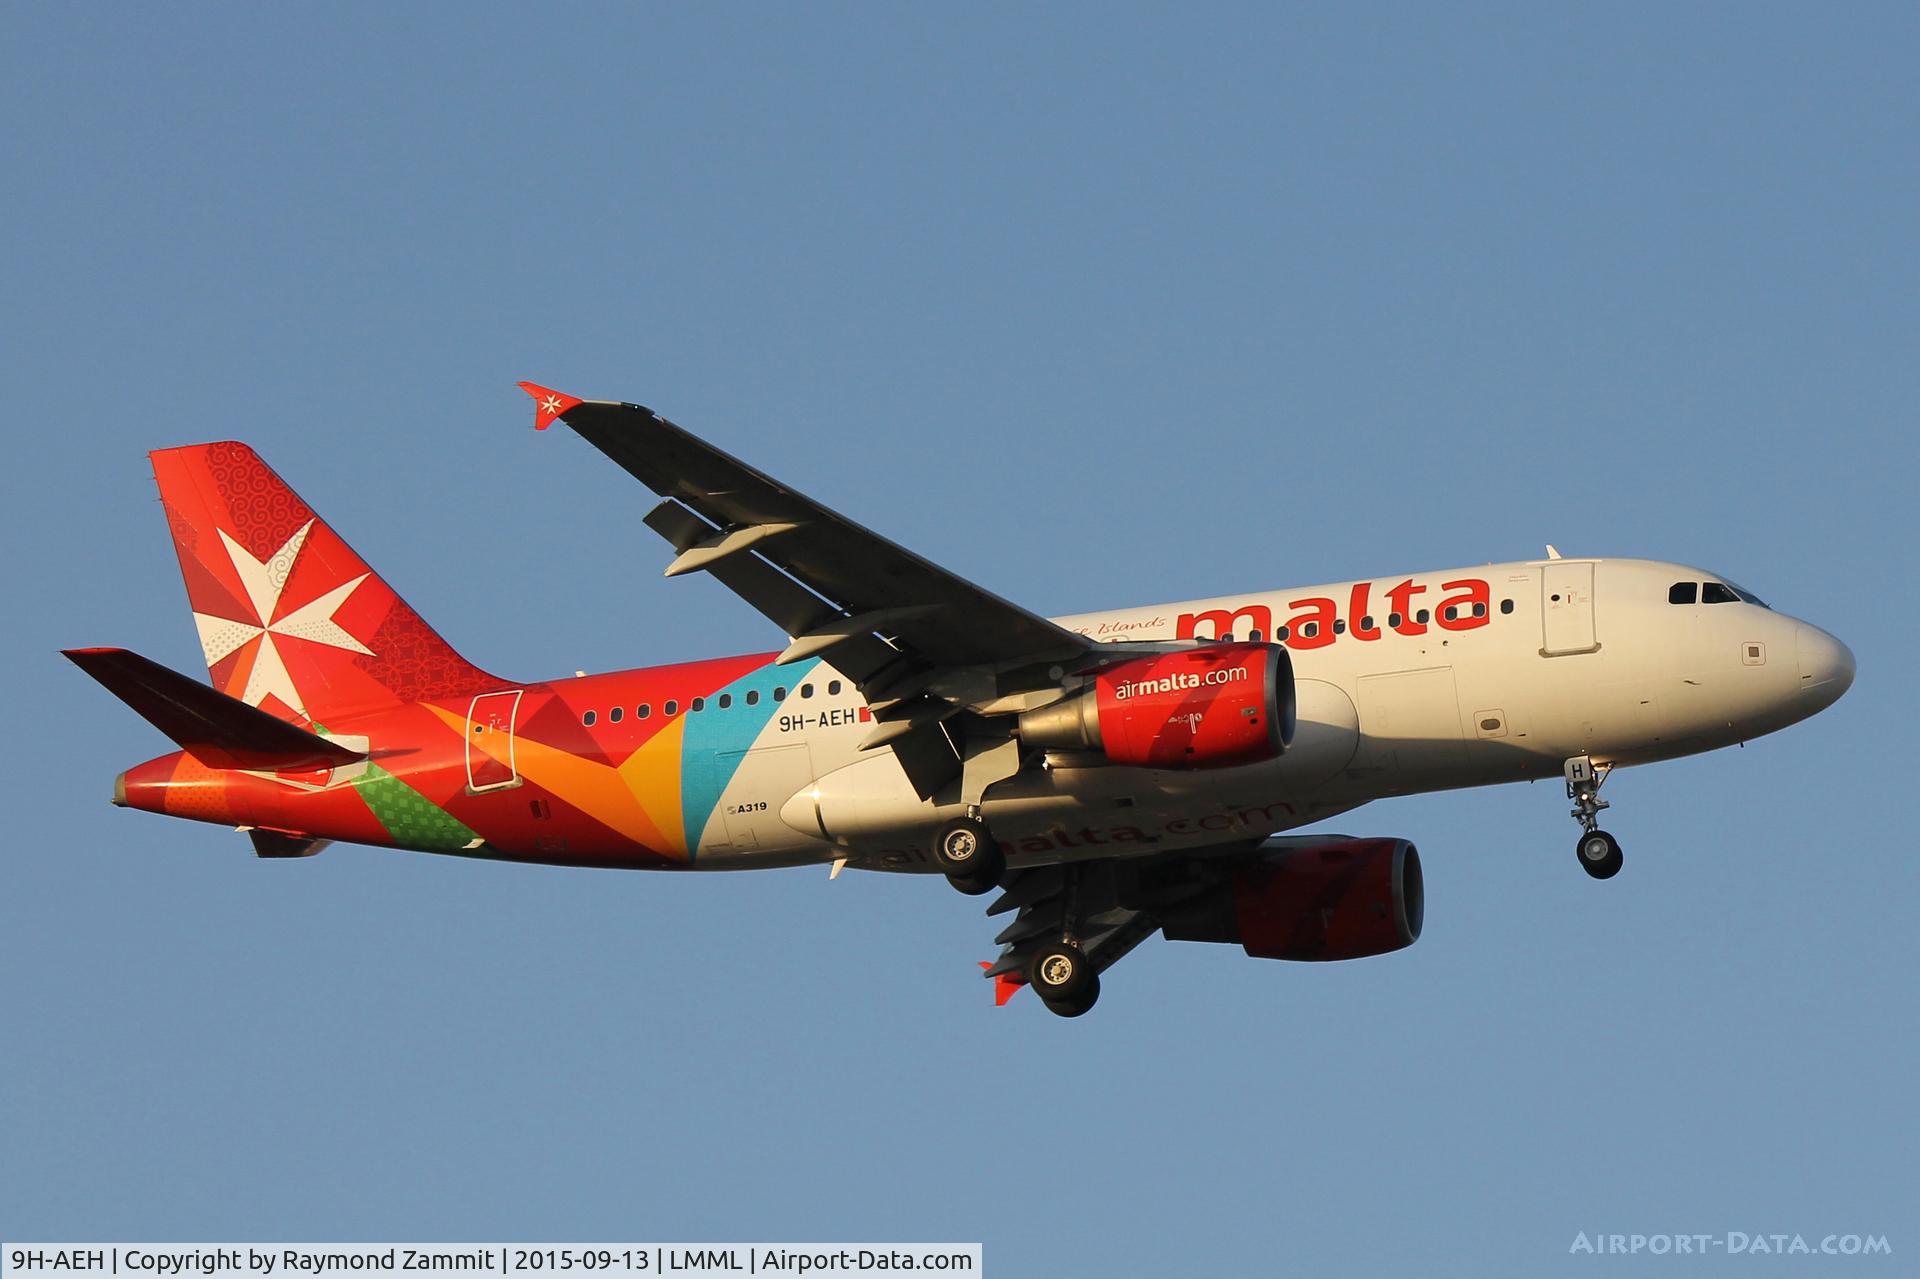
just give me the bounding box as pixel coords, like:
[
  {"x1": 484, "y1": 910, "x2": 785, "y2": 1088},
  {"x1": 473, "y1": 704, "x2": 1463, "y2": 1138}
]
[
  {"x1": 1668, "y1": 582, "x2": 1698, "y2": 604},
  {"x1": 1702, "y1": 582, "x2": 1739, "y2": 604},
  {"x1": 1724, "y1": 580, "x2": 1769, "y2": 608}
]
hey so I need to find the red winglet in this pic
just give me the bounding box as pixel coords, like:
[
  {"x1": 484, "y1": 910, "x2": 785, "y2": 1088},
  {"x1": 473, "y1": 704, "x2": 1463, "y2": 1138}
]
[
  {"x1": 518, "y1": 381, "x2": 583, "y2": 431},
  {"x1": 979, "y1": 960, "x2": 1025, "y2": 1006}
]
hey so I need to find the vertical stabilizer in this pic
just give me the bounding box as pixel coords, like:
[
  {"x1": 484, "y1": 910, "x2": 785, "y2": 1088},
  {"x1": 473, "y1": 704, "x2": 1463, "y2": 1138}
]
[{"x1": 150, "y1": 441, "x2": 499, "y2": 724}]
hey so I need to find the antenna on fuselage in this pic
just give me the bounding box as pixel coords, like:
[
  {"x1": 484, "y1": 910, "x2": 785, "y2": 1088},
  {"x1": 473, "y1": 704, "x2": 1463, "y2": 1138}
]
[{"x1": 1545, "y1": 544, "x2": 1563, "y2": 560}]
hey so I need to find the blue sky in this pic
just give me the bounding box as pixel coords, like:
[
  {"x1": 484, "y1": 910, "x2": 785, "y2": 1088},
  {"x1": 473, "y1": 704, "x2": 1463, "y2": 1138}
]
[{"x1": 2, "y1": 4, "x2": 1914, "y2": 1274}]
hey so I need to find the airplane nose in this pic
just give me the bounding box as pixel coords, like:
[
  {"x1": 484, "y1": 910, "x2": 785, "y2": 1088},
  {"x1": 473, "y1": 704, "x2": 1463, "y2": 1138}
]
[{"x1": 1794, "y1": 622, "x2": 1856, "y2": 711}]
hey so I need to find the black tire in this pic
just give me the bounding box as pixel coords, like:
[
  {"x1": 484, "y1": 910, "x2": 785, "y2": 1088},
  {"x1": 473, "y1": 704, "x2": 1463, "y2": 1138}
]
[
  {"x1": 1577, "y1": 829, "x2": 1623, "y2": 880},
  {"x1": 1028, "y1": 941, "x2": 1092, "y2": 1003},
  {"x1": 934, "y1": 816, "x2": 1004, "y2": 888},
  {"x1": 946, "y1": 868, "x2": 998, "y2": 897},
  {"x1": 1042, "y1": 972, "x2": 1101, "y2": 1018}
]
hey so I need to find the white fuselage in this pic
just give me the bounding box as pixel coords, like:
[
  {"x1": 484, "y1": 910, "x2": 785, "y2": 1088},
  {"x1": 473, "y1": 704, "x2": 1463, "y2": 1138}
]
[{"x1": 703, "y1": 557, "x2": 1853, "y2": 873}]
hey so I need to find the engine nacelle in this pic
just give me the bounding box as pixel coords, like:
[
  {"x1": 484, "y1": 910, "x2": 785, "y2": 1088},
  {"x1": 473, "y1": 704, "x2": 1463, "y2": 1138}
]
[
  {"x1": 1018, "y1": 644, "x2": 1296, "y2": 769},
  {"x1": 1158, "y1": 837, "x2": 1424, "y2": 961}
]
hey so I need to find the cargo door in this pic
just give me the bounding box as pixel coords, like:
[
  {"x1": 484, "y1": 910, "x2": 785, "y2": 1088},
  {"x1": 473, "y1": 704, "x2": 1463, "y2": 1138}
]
[
  {"x1": 1355, "y1": 667, "x2": 1466, "y2": 791},
  {"x1": 717, "y1": 743, "x2": 816, "y2": 851}
]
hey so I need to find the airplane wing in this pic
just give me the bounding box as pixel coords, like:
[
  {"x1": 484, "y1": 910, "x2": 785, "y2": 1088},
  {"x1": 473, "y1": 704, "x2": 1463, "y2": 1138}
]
[
  {"x1": 521, "y1": 383, "x2": 1100, "y2": 794},
  {"x1": 979, "y1": 835, "x2": 1361, "y2": 1005},
  {"x1": 980, "y1": 860, "x2": 1166, "y2": 1002}
]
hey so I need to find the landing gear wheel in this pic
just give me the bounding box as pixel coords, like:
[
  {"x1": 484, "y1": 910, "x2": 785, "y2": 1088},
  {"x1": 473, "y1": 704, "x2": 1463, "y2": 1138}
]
[
  {"x1": 934, "y1": 816, "x2": 1004, "y2": 893},
  {"x1": 1028, "y1": 941, "x2": 1092, "y2": 1004},
  {"x1": 947, "y1": 868, "x2": 998, "y2": 897},
  {"x1": 1041, "y1": 971, "x2": 1101, "y2": 1018},
  {"x1": 1576, "y1": 829, "x2": 1623, "y2": 880}
]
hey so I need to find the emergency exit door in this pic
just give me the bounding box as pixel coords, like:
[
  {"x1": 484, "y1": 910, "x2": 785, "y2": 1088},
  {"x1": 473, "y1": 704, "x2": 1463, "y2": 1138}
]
[{"x1": 1541, "y1": 562, "x2": 1598, "y2": 656}]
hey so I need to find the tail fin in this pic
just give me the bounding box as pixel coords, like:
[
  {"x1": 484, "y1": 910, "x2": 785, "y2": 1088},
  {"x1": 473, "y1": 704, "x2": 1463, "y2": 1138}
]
[{"x1": 150, "y1": 442, "x2": 497, "y2": 725}]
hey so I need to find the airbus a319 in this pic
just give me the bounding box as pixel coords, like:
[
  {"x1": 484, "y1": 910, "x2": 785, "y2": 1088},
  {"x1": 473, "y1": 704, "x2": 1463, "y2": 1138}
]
[{"x1": 66, "y1": 384, "x2": 1855, "y2": 1016}]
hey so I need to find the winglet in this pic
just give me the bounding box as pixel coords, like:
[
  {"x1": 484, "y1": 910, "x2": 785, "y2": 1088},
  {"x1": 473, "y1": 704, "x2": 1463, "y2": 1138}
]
[
  {"x1": 979, "y1": 960, "x2": 1025, "y2": 1006},
  {"x1": 518, "y1": 381, "x2": 583, "y2": 431}
]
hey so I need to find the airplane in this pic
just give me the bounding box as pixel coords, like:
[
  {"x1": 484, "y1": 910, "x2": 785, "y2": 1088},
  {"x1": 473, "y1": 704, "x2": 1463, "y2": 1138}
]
[{"x1": 64, "y1": 383, "x2": 1856, "y2": 1016}]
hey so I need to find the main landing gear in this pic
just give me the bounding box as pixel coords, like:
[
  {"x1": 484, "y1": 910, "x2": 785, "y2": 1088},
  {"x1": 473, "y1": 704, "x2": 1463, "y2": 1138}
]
[
  {"x1": 1029, "y1": 865, "x2": 1100, "y2": 1017},
  {"x1": 1565, "y1": 755, "x2": 1624, "y2": 880},
  {"x1": 1030, "y1": 942, "x2": 1100, "y2": 1017},
  {"x1": 933, "y1": 809, "x2": 1005, "y2": 896}
]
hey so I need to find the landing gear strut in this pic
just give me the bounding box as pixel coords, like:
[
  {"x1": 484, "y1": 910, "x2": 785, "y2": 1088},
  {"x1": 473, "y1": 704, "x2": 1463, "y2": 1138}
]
[
  {"x1": 1029, "y1": 864, "x2": 1100, "y2": 1017},
  {"x1": 933, "y1": 809, "x2": 1004, "y2": 895},
  {"x1": 1565, "y1": 756, "x2": 1624, "y2": 879}
]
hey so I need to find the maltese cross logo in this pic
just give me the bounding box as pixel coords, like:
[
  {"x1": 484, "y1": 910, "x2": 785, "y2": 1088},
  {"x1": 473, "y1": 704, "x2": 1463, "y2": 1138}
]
[{"x1": 193, "y1": 520, "x2": 373, "y2": 717}]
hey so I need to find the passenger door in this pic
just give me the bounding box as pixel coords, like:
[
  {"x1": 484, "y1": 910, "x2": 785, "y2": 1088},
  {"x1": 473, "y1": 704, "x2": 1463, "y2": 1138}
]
[
  {"x1": 1541, "y1": 562, "x2": 1599, "y2": 656},
  {"x1": 464, "y1": 689, "x2": 523, "y2": 792}
]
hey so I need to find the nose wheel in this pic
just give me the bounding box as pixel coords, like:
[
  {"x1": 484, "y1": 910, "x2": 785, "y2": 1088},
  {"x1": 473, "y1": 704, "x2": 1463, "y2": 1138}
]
[
  {"x1": 1565, "y1": 756, "x2": 1624, "y2": 879},
  {"x1": 934, "y1": 812, "x2": 1004, "y2": 895},
  {"x1": 1576, "y1": 829, "x2": 1623, "y2": 879}
]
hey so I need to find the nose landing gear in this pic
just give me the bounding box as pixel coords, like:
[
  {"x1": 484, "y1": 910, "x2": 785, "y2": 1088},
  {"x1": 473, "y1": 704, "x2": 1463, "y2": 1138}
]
[{"x1": 1565, "y1": 756, "x2": 1624, "y2": 879}]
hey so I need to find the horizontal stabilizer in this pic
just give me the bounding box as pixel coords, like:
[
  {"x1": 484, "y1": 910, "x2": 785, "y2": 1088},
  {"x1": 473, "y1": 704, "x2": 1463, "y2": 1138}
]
[{"x1": 63, "y1": 647, "x2": 367, "y2": 771}]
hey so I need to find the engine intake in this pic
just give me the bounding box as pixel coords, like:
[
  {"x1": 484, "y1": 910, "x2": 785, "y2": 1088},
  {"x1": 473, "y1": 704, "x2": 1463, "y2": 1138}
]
[{"x1": 1019, "y1": 643, "x2": 1296, "y2": 769}]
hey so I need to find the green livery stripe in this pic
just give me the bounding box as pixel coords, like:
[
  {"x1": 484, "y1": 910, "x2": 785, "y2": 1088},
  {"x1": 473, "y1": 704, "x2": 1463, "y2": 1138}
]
[
  {"x1": 312, "y1": 721, "x2": 481, "y2": 853},
  {"x1": 354, "y1": 762, "x2": 480, "y2": 852}
]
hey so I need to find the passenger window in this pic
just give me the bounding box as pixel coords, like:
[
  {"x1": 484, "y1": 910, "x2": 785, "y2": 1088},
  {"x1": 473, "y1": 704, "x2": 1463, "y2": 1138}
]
[
  {"x1": 691, "y1": 697, "x2": 706, "y2": 712},
  {"x1": 664, "y1": 699, "x2": 678, "y2": 716},
  {"x1": 1277, "y1": 625, "x2": 1290, "y2": 640},
  {"x1": 637, "y1": 704, "x2": 651, "y2": 719},
  {"x1": 746, "y1": 690, "x2": 760, "y2": 706},
  {"x1": 1416, "y1": 609, "x2": 1430, "y2": 624},
  {"x1": 828, "y1": 680, "x2": 843, "y2": 695},
  {"x1": 1473, "y1": 602, "x2": 1487, "y2": 618},
  {"x1": 1669, "y1": 582, "x2": 1698, "y2": 604},
  {"x1": 1702, "y1": 582, "x2": 1738, "y2": 604},
  {"x1": 1500, "y1": 599, "x2": 1514, "y2": 615},
  {"x1": 609, "y1": 706, "x2": 623, "y2": 723},
  {"x1": 582, "y1": 710, "x2": 596, "y2": 726},
  {"x1": 1332, "y1": 619, "x2": 1346, "y2": 635},
  {"x1": 717, "y1": 693, "x2": 732, "y2": 709},
  {"x1": 1249, "y1": 628, "x2": 1263, "y2": 641},
  {"x1": 801, "y1": 684, "x2": 814, "y2": 699},
  {"x1": 1388, "y1": 612, "x2": 1402, "y2": 628},
  {"x1": 773, "y1": 687, "x2": 787, "y2": 702},
  {"x1": 1300, "y1": 622, "x2": 1318, "y2": 638},
  {"x1": 1443, "y1": 606, "x2": 1457, "y2": 621}
]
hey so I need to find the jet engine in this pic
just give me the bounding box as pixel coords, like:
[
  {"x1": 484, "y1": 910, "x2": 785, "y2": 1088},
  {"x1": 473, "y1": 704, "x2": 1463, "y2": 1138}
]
[
  {"x1": 1156, "y1": 837, "x2": 1424, "y2": 961},
  {"x1": 1017, "y1": 643, "x2": 1296, "y2": 769}
]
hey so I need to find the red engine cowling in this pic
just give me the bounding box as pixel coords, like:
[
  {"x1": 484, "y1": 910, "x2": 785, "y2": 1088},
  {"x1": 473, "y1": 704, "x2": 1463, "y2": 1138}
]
[
  {"x1": 1018, "y1": 643, "x2": 1296, "y2": 769},
  {"x1": 1158, "y1": 837, "x2": 1424, "y2": 961}
]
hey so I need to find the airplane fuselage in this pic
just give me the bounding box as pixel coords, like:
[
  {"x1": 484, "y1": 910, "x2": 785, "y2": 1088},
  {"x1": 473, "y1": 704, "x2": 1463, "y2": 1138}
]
[{"x1": 115, "y1": 554, "x2": 1853, "y2": 876}]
